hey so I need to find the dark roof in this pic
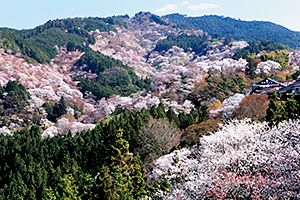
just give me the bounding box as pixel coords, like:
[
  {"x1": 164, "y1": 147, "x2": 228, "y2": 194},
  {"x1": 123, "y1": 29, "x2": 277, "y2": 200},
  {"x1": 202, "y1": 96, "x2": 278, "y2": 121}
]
[
  {"x1": 277, "y1": 79, "x2": 300, "y2": 93},
  {"x1": 252, "y1": 77, "x2": 285, "y2": 87}
]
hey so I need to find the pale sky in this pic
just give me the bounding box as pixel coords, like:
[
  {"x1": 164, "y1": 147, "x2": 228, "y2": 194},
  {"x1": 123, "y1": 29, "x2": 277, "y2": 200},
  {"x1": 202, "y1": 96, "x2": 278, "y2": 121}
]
[{"x1": 1, "y1": 0, "x2": 300, "y2": 32}]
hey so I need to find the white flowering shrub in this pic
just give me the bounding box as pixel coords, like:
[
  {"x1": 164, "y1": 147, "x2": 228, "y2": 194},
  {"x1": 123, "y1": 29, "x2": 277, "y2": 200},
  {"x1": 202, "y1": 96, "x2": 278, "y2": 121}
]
[{"x1": 149, "y1": 119, "x2": 300, "y2": 199}]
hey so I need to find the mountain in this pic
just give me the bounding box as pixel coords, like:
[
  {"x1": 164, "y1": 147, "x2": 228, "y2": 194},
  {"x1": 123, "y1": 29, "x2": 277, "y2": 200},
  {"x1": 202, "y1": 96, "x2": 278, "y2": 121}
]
[
  {"x1": 0, "y1": 12, "x2": 298, "y2": 153},
  {"x1": 1, "y1": 11, "x2": 300, "y2": 199},
  {"x1": 0, "y1": 15, "x2": 128, "y2": 61},
  {"x1": 164, "y1": 13, "x2": 300, "y2": 48}
]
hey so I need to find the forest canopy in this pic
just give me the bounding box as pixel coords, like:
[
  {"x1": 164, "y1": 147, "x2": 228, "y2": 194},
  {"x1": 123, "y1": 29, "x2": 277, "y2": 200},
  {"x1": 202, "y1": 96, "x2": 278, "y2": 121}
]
[
  {"x1": 0, "y1": 30, "x2": 51, "y2": 63},
  {"x1": 0, "y1": 101, "x2": 212, "y2": 199},
  {"x1": 154, "y1": 33, "x2": 210, "y2": 54},
  {"x1": 164, "y1": 13, "x2": 300, "y2": 48},
  {"x1": 232, "y1": 38, "x2": 287, "y2": 60},
  {"x1": 1, "y1": 16, "x2": 127, "y2": 61},
  {"x1": 76, "y1": 50, "x2": 152, "y2": 99}
]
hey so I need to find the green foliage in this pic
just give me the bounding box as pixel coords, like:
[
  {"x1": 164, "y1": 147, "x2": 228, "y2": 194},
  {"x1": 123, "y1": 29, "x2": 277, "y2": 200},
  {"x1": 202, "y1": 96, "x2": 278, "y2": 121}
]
[
  {"x1": 149, "y1": 102, "x2": 167, "y2": 119},
  {"x1": 42, "y1": 96, "x2": 67, "y2": 122},
  {"x1": 0, "y1": 101, "x2": 198, "y2": 199},
  {"x1": 73, "y1": 104, "x2": 84, "y2": 119},
  {"x1": 0, "y1": 126, "x2": 47, "y2": 199},
  {"x1": 266, "y1": 91, "x2": 287, "y2": 125},
  {"x1": 178, "y1": 112, "x2": 194, "y2": 130},
  {"x1": 3, "y1": 80, "x2": 31, "y2": 112},
  {"x1": 77, "y1": 78, "x2": 115, "y2": 100},
  {"x1": 102, "y1": 16, "x2": 128, "y2": 28},
  {"x1": 76, "y1": 50, "x2": 133, "y2": 74},
  {"x1": 244, "y1": 56, "x2": 257, "y2": 79},
  {"x1": 166, "y1": 106, "x2": 180, "y2": 127},
  {"x1": 266, "y1": 91, "x2": 300, "y2": 126},
  {"x1": 232, "y1": 39, "x2": 286, "y2": 60},
  {"x1": 165, "y1": 13, "x2": 300, "y2": 48},
  {"x1": 224, "y1": 33, "x2": 233, "y2": 45},
  {"x1": 157, "y1": 102, "x2": 167, "y2": 119},
  {"x1": 76, "y1": 50, "x2": 152, "y2": 99},
  {"x1": 178, "y1": 104, "x2": 210, "y2": 130},
  {"x1": 57, "y1": 174, "x2": 80, "y2": 200},
  {"x1": 260, "y1": 50, "x2": 289, "y2": 69},
  {"x1": 0, "y1": 29, "x2": 51, "y2": 63},
  {"x1": 2, "y1": 16, "x2": 126, "y2": 61},
  {"x1": 27, "y1": 28, "x2": 84, "y2": 58},
  {"x1": 95, "y1": 131, "x2": 148, "y2": 199},
  {"x1": 0, "y1": 84, "x2": 4, "y2": 97},
  {"x1": 154, "y1": 33, "x2": 210, "y2": 54},
  {"x1": 5, "y1": 80, "x2": 30, "y2": 101},
  {"x1": 148, "y1": 14, "x2": 168, "y2": 25},
  {"x1": 20, "y1": 17, "x2": 116, "y2": 39},
  {"x1": 20, "y1": 17, "x2": 120, "y2": 48},
  {"x1": 0, "y1": 119, "x2": 151, "y2": 199},
  {"x1": 188, "y1": 71, "x2": 248, "y2": 103},
  {"x1": 56, "y1": 96, "x2": 67, "y2": 116},
  {"x1": 0, "y1": 81, "x2": 41, "y2": 127}
]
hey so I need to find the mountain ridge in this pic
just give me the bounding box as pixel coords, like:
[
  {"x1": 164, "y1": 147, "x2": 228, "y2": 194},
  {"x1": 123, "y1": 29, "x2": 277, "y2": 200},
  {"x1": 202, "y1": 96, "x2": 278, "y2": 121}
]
[
  {"x1": 164, "y1": 13, "x2": 300, "y2": 48},
  {"x1": 2, "y1": 12, "x2": 300, "y2": 49}
]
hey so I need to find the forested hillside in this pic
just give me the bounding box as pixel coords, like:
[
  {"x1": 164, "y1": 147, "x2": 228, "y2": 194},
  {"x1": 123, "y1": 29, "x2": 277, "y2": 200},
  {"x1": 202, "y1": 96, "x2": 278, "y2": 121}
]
[
  {"x1": 0, "y1": 29, "x2": 51, "y2": 63},
  {"x1": 232, "y1": 38, "x2": 287, "y2": 60},
  {"x1": 164, "y1": 13, "x2": 300, "y2": 48},
  {"x1": 75, "y1": 49, "x2": 152, "y2": 99},
  {"x1": 154, "y1": 33, "x2": 210, "y2": 54},
  {"x1": 0, "y1": 101, "x2": 213, "y2": 199},
  {"x1": 1, "y1": 16, "x2": 127, "y2": 60},
  {"x1": 1, "y1": 11, "x2": 300, "y2": 199}
]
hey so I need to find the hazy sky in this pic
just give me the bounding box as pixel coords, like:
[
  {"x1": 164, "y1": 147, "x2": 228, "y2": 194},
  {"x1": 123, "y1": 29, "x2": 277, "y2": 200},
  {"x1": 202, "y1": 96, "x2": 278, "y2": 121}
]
[{"x1": 1, "y1": 0, "x2": 300, "y2": 31}]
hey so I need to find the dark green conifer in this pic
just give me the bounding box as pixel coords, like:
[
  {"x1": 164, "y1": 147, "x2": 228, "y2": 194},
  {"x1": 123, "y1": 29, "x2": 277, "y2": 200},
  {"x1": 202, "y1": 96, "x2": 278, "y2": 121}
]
[
  {"x1": 0, "y1": 84, "x2": 4, "y2": 97},
  {"x1": 266, "y1": 91, "x2": 287, "y2": 125},
  {"x1": 150, "y1": 104, "x2": 159, "y2": 119},
  {"x1": 166, "y1": 106, "x2": 180, "y2": 127},
  {"x1": 95, "y1": 130, "x2": 148, "y2": 200},
  {"x1": 156, "y1": 102, "x2": 166, "y2": 119},
  {"x1": 284, "y1": 98, "x2": 298, "y2": 119},
  {"x1": 198, "y1": 103, "x2": 210, "y2": 123}
]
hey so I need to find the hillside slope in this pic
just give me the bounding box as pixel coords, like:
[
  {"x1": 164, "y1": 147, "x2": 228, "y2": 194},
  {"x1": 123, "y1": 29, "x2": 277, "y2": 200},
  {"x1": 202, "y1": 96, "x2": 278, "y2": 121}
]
[{"x1": 164, "y1": 13, "x2": 300, "y2": 48}]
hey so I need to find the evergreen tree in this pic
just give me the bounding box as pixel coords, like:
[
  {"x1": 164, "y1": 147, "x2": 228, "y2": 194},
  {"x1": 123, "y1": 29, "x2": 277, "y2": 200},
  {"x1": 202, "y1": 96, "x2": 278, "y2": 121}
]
[
  {"x1": 150, "y1": 104, "x2": 159, "y2": 119},
  {"x1": 224, "y1": 33, "x2": 233, "y2": 45},
  {"x1": 5, "y1": 80, "x2": 18, "y2": 93},
  {"x1": 178, "y1": 112, "x2": 195, "y2": 130},
  {"x1": 5, "y1": 173, "x2": 28, "y2": 199},
  {"x1": 95, "y1": 130, "x2": 149, "y2": 199},
  {"x1": 198, "y1": 103, "x2": 210, "y2": 123},
  {"x1": 266, "y1": 91, "x2": 287, "y2": 125},
  {"x1": 245, "y1": 57, "x2": 257, "y2": 79},
  {"x1": 166, "y1": 106, "x2": 180, "y2": 127},
  {"x1": 43, "y1": 102, "x2": 54, "y2": 121},
  {"x1": 3, "y1": 80, "x2": 30, "y2": 112},
  {"x1": 44, "y1": 96, "x2": 67, "y2": 122},
  {"x1": 0, "y1": 84, "x2": 5, "y2": 97},
  {"x1": 67, "y1": 41, "x2": 76, "y2": 51},
  {"x1": 57, "y1": 174, "x2": 80, "y2": 200},
  {"x1": 284, "y1": 98, "x2": 298, "y2": 119},
  {"x1": 178, "y1": 112, "x2": 188, "y2": 130},
  {"x1": 55, "y1": 96, "x2": 67, "y2": 118},
  {"x1": 156, "y1": 102, "x2": 166, "y2": 119}
]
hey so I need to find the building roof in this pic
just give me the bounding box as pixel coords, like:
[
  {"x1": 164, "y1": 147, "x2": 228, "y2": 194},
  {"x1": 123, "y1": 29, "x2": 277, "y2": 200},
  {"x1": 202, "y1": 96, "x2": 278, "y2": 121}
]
[
  {"x1": 277, "y1": 78, "x2": 300, "y2": 94},
  {"x1": 252, "y1": 77, "x2": 285, "y2": 87},
  {"x1": 252, "y1": 77, "x2": 285, "y2": 94}
]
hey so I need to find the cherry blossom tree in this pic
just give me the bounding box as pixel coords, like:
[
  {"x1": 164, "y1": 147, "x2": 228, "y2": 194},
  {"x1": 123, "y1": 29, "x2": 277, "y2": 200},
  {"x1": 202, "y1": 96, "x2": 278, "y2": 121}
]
[{"x1": 149, "y1": 119, "x2": 300, "y2": 199}]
